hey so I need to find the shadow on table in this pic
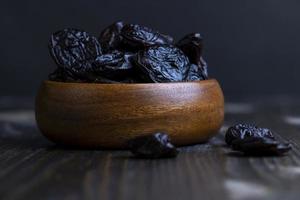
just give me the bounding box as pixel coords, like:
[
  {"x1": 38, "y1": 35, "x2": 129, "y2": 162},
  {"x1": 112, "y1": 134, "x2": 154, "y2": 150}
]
[{"x1": 226, "y1": 151, "x2": 287, "y2": 158}]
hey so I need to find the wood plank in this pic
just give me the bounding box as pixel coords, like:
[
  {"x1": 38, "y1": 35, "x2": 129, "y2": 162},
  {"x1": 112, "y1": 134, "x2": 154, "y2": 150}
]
[{"x1": 1, "y1": 97, "x2": 300, "y2": 199}]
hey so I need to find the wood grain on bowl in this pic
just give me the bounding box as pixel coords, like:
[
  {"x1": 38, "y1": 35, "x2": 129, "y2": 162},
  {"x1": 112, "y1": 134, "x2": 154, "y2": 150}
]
[{"x1": 35, "y1": 79, "x2": 224, "y2": 149}]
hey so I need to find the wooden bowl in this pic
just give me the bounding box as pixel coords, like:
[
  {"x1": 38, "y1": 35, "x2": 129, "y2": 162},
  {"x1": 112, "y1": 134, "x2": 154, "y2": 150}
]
[{"x1": 35, "y1": 79, "x2": 224, "y2": 149}]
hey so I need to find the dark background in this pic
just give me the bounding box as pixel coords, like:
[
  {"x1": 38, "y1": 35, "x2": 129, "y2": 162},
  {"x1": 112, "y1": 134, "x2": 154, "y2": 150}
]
[{"x1": 1, "y1": 0, "x2": 300, "y2": 97}]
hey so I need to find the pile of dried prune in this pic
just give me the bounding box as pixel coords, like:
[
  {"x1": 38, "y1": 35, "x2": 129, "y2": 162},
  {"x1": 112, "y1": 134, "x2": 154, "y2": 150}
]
[
  {"x1": 225, "y1": 124, "x2": 291, "y2": 156},
  {"x1": 48, "y1": 21, "x2": 209, "y2": 83},
  {"x1": 127, "y1": 133, "x2": 178, "y2": 158}
]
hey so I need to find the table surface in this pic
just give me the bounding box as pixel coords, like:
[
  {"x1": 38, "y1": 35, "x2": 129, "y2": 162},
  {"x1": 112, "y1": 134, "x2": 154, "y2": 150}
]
[{"x1": 1, "y1": 96, "x2": 300, "y2": 200}]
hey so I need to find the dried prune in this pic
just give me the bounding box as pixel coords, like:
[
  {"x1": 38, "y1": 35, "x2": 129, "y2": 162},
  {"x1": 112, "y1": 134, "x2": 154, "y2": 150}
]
[
  {"x1": 48, "y1": 22, "x2": 210, "y2": 83},
  {"x1": 185, "y1": 64, "x2": 205, "y2": 81},
  {"x1": 199, "y1": 57, "x2": 208, "y2": 78},
  {"x1": 92, "y1": 51, "x2": 134, "y2": 81},
  {"x1": 177, "y1": 33, "x2": 203, "y2": 62},
  {"x1": 128, "y1": 133, "x2": 178, "y2": 158},
  {"x1": 48, "y1": 28, "x2": 102, "y2": 81},
  {"x1": 225, "y1": 124, "x2": 291, "y2": 156},
  {"x1": 49, "y1": 67, "x2": 76, "y2": 82},
  {"x1": 93, "y1": 76, "x2": 136, "y2": 83},
  {"x1": 98, "y1": 21, "x2": 124, "y2": 53},
  {"x1": 177, "y1": 33, "x2": 208, "y2": 79},
  {"x1": 121, "y1": 24, "x2": 173, "y2": 50},
  {"x1": 135, "y1": 45, "x2": 189, "y2": 82}
]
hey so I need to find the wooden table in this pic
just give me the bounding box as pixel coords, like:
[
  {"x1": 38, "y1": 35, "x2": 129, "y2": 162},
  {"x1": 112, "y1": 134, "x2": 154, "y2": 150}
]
[{"x1": 1, "y1": 96, "x2": 300, "y2": 200}]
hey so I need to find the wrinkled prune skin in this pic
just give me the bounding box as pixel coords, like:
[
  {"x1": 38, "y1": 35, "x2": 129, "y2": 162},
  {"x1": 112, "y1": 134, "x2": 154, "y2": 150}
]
[
  {"x1": 184, "y1": 57, "x2": 208, "y2": 81},
  {"x1": 93, "y1": 76, "x2": 136, "y2": 83},
  {"x1": 48, "y1": 62, "x2": 96, "y2": 82},
  {"x1": 177, "y1": 33, "x2": 208, "y2": 79},
  {"x1": 121, "y1": 24, "x2": 173, "y2": 50},
  {"x1": 127, "y1": 133, "x2": 178, "y2": 158},
  {"x1": 48, "y1": 28, "x2": 102, "y2": 81},
  {"x1": 92, "y1": 51, "x2": 134, "y2": 81},
  {"x1": 199, "y1": 57, "x2": 208, "y2": 79},
  {"x1": 177, "y1": 33, "x2": 203, "y2": 62},
  {"x1": 226, "y1": 124, "x2": 291, "y2": 156},
  {"x1": 135, "y1": 45, "x2": 190, "y2": 82},
  {"x1": 186, "y1": 64, "x2": 205, "y2": 81},
  {"x1": 49, "y1": 67, "x2": 76, "y2": 82},
  {"x1": 98, "y1": 21, "x2": 124, "y2": 53},
  {"x1": 48, "y1": 23, "x2": 210, "y2": 83}
]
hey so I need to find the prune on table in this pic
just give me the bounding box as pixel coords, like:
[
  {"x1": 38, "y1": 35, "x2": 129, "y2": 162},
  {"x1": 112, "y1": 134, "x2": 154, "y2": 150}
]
[
  {"x1": 48, "y1": 28, "x2": 102, "y2": 81},
  {"x1": 134, "y1": 45, "x2": 190, "y2": 82},
  {"x1": 127, "y1": 133, "x2": 178, "y2": 158},
  {"x1": 121, "y1": 24, "x2": 173, "y2": 50},
  {"x1": 92, "y1": 51, "x2": 134, "y2": 81},
  {"x1": 225, "y1": 124, "x2": 291, "y2": 156},
  {"x1": 177, "y1": 33, "x2": 208, "y2": 79},
  {"x1": 98, "y1": 21, "x2": 124, "y2": 53}
]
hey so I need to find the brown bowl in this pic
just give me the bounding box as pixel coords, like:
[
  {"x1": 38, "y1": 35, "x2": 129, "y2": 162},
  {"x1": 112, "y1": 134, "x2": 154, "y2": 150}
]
[{"x1": 35, "y1": 79, "x2": 224, "y2": 149}]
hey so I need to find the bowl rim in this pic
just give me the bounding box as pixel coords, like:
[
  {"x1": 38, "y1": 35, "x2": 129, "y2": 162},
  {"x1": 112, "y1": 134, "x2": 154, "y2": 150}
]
[{"x1": 43, "y1": 78, "x2": 218, "y2": 86}]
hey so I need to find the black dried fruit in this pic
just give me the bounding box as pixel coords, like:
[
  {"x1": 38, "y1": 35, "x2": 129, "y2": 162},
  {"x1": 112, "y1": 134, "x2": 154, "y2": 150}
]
[
  {"x1": 93, "y1": 76, "x2": 136, "y2": 83},
  {"x1": 184, "y1": 56, "x2": 208, "y2": 81},
  {"x1": 48, "y1": 28, "x2": 102, "y2": 81},
  {"x1": 177, "y1": 33, "x2": 203, "y2": 62},
  {"x1": 199, "y1": 57, "x2": 208, "y2": 79},
  {"x1": 48, "y1": 22, "x2": 210, "y2": 83},
  {"x1": 49, "y1": 67, "x2": 76, "y2": 82},
  {"x1": 92, "y1": 51, "x2": 134, "y2": 81},
  {"x1": 128, "y1": 133, "x2": 178, "y2": 158},
  {"x1": 135, "y1": 45, "x2": 190, "y2": 82},
  {"x1": 186, "y1": 64, "x2": 205, "y2": 81},
  {"x1": 177, "y1": 33, "x2": 208, "y2": 79},
  {"x1": 121, "y1": 24, "x2": 173, "y2": 50},
  {"x1": 98, "y1": 21, "x2": 124, "y2": 53},
  {"x1": 225, "y1": 124, "x2": 291, "y2": 156}
]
